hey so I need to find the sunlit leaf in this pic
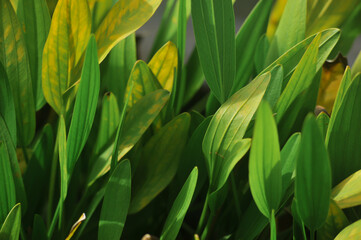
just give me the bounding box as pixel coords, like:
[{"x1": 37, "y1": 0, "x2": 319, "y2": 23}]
[
  {"x1": 332, "y1": 169, "x2": 361, "y2": 209},
  {"x1": 335, "y1": 219, "x2": 361, "y2": 240},
  {"x1": 0, "y1": 203, "x2": 21, "y2": 240}
]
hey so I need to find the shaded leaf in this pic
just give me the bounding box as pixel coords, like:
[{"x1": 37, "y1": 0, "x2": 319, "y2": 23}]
[
  {"x1": 32, "y1": 215, "x2": 48, "y2": 240},
  {"x1": 0, "y1": 203, "x2": 21, "y2": 240}
]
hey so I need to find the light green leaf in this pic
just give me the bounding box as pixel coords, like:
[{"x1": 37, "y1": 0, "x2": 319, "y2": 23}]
[
  {"x1": 160, "y1": 167, "x2": 198, "y2": 240},
  {"x1": 129, "y1": 113, "x2": 190, "y2": 214},
  {"x1": 58, "y1": 115, "x2": 68, "y2": 222},
  {"x1": 0, "y1": 64, "x2": 16, "y2": 146},
  {"x1": 295, "y1": 114, "x2": 331, "y2": 231},
  {"x1": 95, "y1": 0, "x2": 163, "y2": 63},
  {"x1": 203, "y1": 73, "x2": 271, "y2": 199},
  {"x1": 332, "y1": 169, "x2": 361, "y2": 209},
  {"x1": 99, "y1": 160, "x2": 131, "y2": 240},
  {"x1": 67, "y1": 36, "x2": 100, "y2": 174},
  {"x1": 93, "y1": 93, "x2": 120, "y2": 155},
  {"x1": 0, "y1": 203, "x2": 21, "y2": 240},
  {"x1": 0, "y1": 0, "x2": 35, "y2": 146},
  {"x1": 42, "y1": 0, "x2": 91, "y2": 115},
  {"x1": 232, "y1": 0, "x2": 273, "y2": 91},
  {"x1": 352, "y1": 51, "x2": 361, "y2": 77},
  {"x1": 264, "y1": 64, "x2": 283, "y2": 109},
  {"x1": 88, "y1": 89, "x2": 170, "y2": 185},
  {"x1": 329, "y1": 67, "x2": 352, "y2": 119},
  {"x1": 326, "y1": 74, "x2": 361, "y2": 185},
  {"x1": 249, "y1": 101, "x2": 282, "y2": 219},
  {"x1": 266, "y1": 0, "x2": 306, "y2": 65},
  {"x1": 317, "y1": 200, "x2": 349, "y2": 240},
  {"x1": 335, "y1": 219, "x2": 361, "y2": 240},
  {"x1": 0, "y1": 142, "x2": 15, "y2": 223},
  {"x1": 18, "y1": 0, "x2": 51, "y2": 110}
]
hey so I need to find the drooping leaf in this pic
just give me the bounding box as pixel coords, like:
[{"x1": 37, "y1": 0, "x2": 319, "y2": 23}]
[
  {"x1": 295, "y1": 114, "x2": 332, "y2": 231},
  {"x1": 42, "y1": 0, "x2": 91, "y2": 115},
  {"x1": 203, "y1": 73, "x2": 271, "y2": 202},
  {"x1": 317, "y1": 54, "x2": 348, "y2": 113},
  {"x1": 0, "y1": 142, "x2": 15, "y2": 223},
  {"x1": 160, "y1": 167, "x2": 198, "y2": 240},
  {"x1": 332, "y1": 169, "x2": 361, "y2": 209},
  {"x1": 88, "y1": 90, "x2": 170, "y2": 185},
  {"x1": 326, "y1": 74, "x2": 361, "y2": 185},
  {"x1": 95, "y1": 0, "x2": 163, "y2": 63},
  {"x1": 0, "y1": 203, "x2": 21, "y2": 240},
  {"x1": 148, "y1": 41, "x2": 178, "y2": 92},
  {"x1": 65, "y1": 213, "x2": 86, "y2": 240},
  {"x1": 93, "y1": 93, "x2": 120, "y2": 155},
  {"x1": 249, "y1": 101, "x2": 282, "y2": 219},
  {"x1": 129, "y1": 113, "x2": 190, "y2": 214},
  {"x1": 232, "y1": 0, "x2": 273, "y2": 91},
  {"x1": 98, "y1": 160, "x2": 131, "y2": 239},
  {"x1": 317, "y1": 200, "x2": 349, "y2": 240},
  {"x1": 0, "y1": 0, "x2": 35, "y2": 146},
  {"x1": 17, "y1": 0, "x2": 51, "y2": 110},
  {"x1": 0, "y1": 64, "x2": 16, "y2": 146},
  {"x1": 335, "y1": 219, "x2": 361, "y2": 240},
  {"x1": 67, "y1": 36, "x2": 100, "y2": 174},
  {"x1": 266, "y1": 0, "x2": 306, "y2": 66}
]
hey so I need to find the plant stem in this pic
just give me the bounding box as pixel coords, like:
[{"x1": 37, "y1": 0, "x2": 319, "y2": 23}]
[
  {"x1": 47, "y1": 135, "x2": 59, "y2": 224},
  {"x1": 47, "y1": 202, "x2": 60, "y2": 239},
  {"x1": 200, "y1": 212, "x2": 213, "y2": 240},
  {"x1": 196, "y1": 194, "x2": 209, "y2": 234}
]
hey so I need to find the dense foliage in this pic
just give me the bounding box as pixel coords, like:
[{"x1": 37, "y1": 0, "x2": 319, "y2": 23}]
[{"x1": 1, "y1": 0, "x2": 361, "y2": 239}]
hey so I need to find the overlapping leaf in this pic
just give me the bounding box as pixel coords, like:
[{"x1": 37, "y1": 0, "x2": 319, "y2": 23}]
[{"x1": 0, "y1": 204, "x2": 21, "y2": 240}]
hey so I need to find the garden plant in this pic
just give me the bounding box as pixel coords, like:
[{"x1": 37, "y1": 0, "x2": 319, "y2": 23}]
[{"x1": 1, "y1": 0, "x2": 361, "y2": 239}]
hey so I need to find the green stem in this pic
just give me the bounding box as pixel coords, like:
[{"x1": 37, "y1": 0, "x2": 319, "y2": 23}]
[
  {"x1": 47, "y1": 202, "x2": 60, "y2": 239},
  {"x1": 196, "y1": 194, "x2": 209, "y2": 234},
  {"x1": 310, "y1": 229, "x2": 315, "y2": 240},
  {"x1": 47, "y1": 135, "x2": 59, "y2": 224},
  {"x1": 231, "y1": 173, "x2": 241, "y2": 220},
  {"x1": 200, "y1": 213, "x2": 213, "y2": 240}
]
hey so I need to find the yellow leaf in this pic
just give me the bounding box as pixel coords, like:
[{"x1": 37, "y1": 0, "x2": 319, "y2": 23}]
[
  {"x1": 332, "y1": 169, "x2": 361, "y2": 209},
  {"x1": 266, "y1": 0, "x2": 287, "y2": 38},
  {"x1": 335, "y1": 219, "x2": 361, "y2": 240},
  {"x1": 0, "y1": 0, "x2": 35, "y2": 146},
  {"x1": 316, "y1": 54, "x2": 347, "y2": 113},
  {"x1": 148, "y1": 41, "x2": 178, "y2": 92},
  {"x1": 65, "y1": 213, "x2": 86, "y2": 240},
  {"x1": 95, "y1": 0, "x2": 163, "y2": 63},
  {"x1": 42, "y1": 0, "x2": 91, "y2": 115}
]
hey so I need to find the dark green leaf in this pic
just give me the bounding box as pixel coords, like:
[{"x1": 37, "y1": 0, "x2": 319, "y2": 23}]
[{"x1": 32, "y1": 215, "x2": 48, "y2": 240}]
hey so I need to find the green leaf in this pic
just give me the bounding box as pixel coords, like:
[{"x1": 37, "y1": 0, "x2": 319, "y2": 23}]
[
  {"x1": 92, "y1": 0, "x2": 116, "y2": 31},
  {"x1": 0, "y1": 203, "x2": 21, "y2": 240},
  {"x1": 88, "y1": 89, "x2": 170, "y2": 185},
  {"x1": 191, "y1": 0, "x2": 235, "y2": 102},
  {"x1": 332, "y1": 169, "x2": 361, "y2": 209},
  {"x1": 266, "y1": 0, "x2": 306, "y2": 65},
  {"x1": 0, "y1": 116, "x2": 27, "y2": 214},
  {"x1": 232, "y1": 0, "x2": 273, "y2": 91},
  {"x1": 160, "y1": 167, "x2": 198, "y2": 240},
  {"x1": 129, "y1": 113, "x2": 190, "y2": 214},
  {"x1": 352, "y1": 51, "x2": 361, "y2": 77},
  {"x1": 32, "y1": 215, "x2": 48, "y2": 240},
  {"x1": 329, "y1": 67, "x2": 352, "y2": 119},
  {"x1": 0, "y1": 141, "x2": 15, "y2": 223},
  {"x1": 264, "y1": 64, "x2": 283, "y2": 109},
  {"x1": 335, "y1": 219, "x2": 361, "y2": 240},
  {"x1": 102, "y1": 34, "x2": 136, "y2": 107},
  {"x1": 0, "y1": 0, "x2": 35, "y2": 146},
  {"x1": 275, "y1": 34, "x2": 320, "y2": 122},
  {"x1": 0, "y1": 64, "x2": 16, "y2": 147},
  {"x1": 58, "y1": 115, "x2": 68, "y2": 223},
  {"x1": 249, "y1": 101, "x2": 282, "y2": 219},
  {"x1": 326, "y1": 74, "x2": 361, "y2": 185},
  {"x1": 17, "y1": 0, "x2": 51, "y2": 110},
  {"x1": 316, "y1": 112, "x2": 330, "y2": 140},
  {"x1": 95, "y1": 0, "x2": 163, "y2": 63},
  {"x1": 42, "y1": 0, "x2": 91, "y2": 115},
  {"x1": 203, "y1": 73, "x2": 271, "y2": 200},
  {"x1": 99, "y1": 160, "x2": 131, "y2": 240},
  {"x1": 93, "y1": 93, "x2": 120, "y2": 155},
  {"x1": 67, "y1": 36, "x2": 100, "y2": 174},
  {"x1": 317, "y1": 200, "x2": 349, "y2": 240},
  {"x1": 295, "y1": 114, "x2": 331, "y2": 231}
]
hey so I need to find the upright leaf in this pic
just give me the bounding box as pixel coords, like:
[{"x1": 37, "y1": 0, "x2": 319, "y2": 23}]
[
  {"x1": 130, "y1": 113, "x2": 190, "y2": 213},
  {"x1": 249, "y1": 101, "x2": 282, "y2": 219},
  {"x1": 42, "y1": 0, "x2": 91, "y2": 115},
  {"x1": 67, "y1": 36, "x2": 100, "y2": 174},
  {"x1": 295, "y1": 114, "x2": 331, "y2": 231},
  {"x1": 203, "y1": 73, "x2": 271, "y2": 200},
  {"x1": 0, "y1": 203, "x2": 21, "y2": 240},
  {"x1": 98, "y1": 160, "x2": 131, "y2": 240},
  {"x1": 95, "y1": 0, "x2": 163, "y2": 62},
  {"x1": 18, "y1": 0, "x2": 51, "y2": 109},
  {"x1": 58, "y1": 116, "x2": 68, "y2": 222},
  {"x1": 160, "y1": 167, "x2": 198, "y2": 240},
  {"x1": 0, "y1": 0, "x2": 35, "y2": 146}
]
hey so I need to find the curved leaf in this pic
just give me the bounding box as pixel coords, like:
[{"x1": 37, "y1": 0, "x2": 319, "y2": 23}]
[
  {"x1": 0, "y1": 203, "x2": 21, "y2": 240},
  {"x1": 332, "y1": 169, "x2": 361, "y2": 209},
  {"x1": 335, "y1": 219, "x2": 361, "y2": 240}
]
